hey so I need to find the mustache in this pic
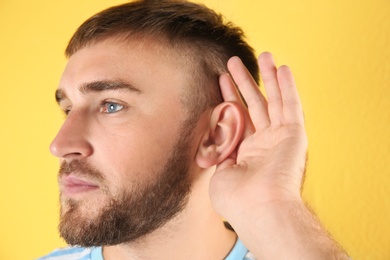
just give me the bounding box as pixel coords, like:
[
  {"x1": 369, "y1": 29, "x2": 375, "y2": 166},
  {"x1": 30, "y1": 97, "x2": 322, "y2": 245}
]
[{"x1": 59, "y1": 160, "x2": 105, "y2": 182}]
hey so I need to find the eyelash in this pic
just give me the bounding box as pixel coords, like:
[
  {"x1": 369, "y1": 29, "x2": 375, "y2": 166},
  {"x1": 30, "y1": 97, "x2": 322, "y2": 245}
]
[
  {"x1": 63, "y1": 107, "x2": 71, "y2": 116},
  {"x1": 61, "y1": 101, "x2": 126, "y2": 116},
  {"x1": 100, "y1": 101, "x2": 125, "y2": 114}
]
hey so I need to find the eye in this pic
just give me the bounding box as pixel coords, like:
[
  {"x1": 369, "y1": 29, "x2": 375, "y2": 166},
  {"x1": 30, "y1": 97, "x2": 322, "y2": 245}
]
[
  {"x1": 101, "y1": 102, "x2": 125, "y2": 113},
  {"x1": 61, "y1": 106, "x2": 72, "y2": 116}
]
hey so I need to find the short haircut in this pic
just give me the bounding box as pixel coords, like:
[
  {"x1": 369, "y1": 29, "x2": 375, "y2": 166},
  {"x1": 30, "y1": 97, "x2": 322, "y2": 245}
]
[{"x1": 66, "y1": 0, "x2": 259, "y2": 119}]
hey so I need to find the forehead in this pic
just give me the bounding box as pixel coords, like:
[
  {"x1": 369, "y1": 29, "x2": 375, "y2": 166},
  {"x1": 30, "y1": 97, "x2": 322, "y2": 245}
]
[{"x1": 59, "y1": 36, "x2": 188, "y2": 99}]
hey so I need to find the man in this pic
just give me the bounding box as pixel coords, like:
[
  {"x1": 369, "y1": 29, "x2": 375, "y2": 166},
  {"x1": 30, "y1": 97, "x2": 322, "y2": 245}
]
[{"x1": 40, "y1": 0, "x2": 349, "y2": 259}]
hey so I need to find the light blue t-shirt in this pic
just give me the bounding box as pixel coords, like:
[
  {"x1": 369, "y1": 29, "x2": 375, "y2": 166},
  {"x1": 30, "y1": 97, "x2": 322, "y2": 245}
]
[{"x1": 38, "y1": 238, "x2": 255, "y2": 260}]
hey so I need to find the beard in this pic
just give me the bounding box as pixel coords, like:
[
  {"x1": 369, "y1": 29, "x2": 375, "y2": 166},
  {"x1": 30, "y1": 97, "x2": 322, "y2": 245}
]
[{"x1": 58, "y1": 119, "x2": 195, "y2": 247}]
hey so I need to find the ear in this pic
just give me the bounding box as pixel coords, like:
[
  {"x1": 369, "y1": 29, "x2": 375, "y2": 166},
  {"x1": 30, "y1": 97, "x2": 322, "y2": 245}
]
[{"x1": 196, "y1": 101, "x2": 244, "y2": 168}]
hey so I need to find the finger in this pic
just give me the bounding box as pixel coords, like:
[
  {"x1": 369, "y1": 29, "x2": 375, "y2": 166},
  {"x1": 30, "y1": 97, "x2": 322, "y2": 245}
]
[
  {"x1": 219, "y1": 73, "x2": 256, "y2": 137},
  {"x1": 277, "y1": 65, "x2": 304, "y2": 125},
  {"x1": 219, "y1": 72, "x2": 242, "y2": 103},
  {"x1": 227, "y1": 56, "x2": 270, "y2": 129},
  {"x1": 258, "y1": 52, "x2": 283, "y2": 126}
]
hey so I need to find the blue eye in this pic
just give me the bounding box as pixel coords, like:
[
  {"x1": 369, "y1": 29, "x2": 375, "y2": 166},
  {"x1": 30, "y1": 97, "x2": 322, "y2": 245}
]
[{"x1": 102, "y1": 102, "x2": 124, "y2": 113}]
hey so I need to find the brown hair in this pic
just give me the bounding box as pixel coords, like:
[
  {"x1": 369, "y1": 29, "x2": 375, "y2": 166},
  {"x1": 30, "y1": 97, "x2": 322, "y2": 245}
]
[{"x1": 66, "y1": 0, "x2": 259, "y2": 118}]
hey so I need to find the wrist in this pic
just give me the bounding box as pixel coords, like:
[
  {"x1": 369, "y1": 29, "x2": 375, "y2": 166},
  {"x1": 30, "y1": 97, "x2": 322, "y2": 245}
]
[{"x1": 226, "y1": 200, "x2": 349, "y2": 260}]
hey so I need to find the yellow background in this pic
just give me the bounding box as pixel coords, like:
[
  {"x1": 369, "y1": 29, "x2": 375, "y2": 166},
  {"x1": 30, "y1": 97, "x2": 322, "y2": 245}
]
[{"x1": 0, "y1": 0, "x2": 389, "y2": 259}]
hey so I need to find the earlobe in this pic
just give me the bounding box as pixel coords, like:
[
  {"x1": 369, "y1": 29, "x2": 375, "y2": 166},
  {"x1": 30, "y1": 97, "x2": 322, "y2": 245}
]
[{"x1": 196, "y1": 102, "x2": 244, "y2": 168}]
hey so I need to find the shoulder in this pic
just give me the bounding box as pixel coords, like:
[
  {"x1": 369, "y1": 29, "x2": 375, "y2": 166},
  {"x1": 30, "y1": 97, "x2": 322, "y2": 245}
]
[{"x1": 37, "y1": 246, "x2": 102, "y2": 260}]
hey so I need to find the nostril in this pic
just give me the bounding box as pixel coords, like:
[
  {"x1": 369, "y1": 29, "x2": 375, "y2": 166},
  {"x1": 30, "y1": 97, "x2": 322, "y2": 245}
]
[
  {"x1": 48, "y1": 110, "x2": 94, "y2": 158},
  {"x1": 49, "y1": 130, "x2": 93, "y2": 159},
  {"x1": 50, "y1": 138, "x2": 93, "y2": 158}
]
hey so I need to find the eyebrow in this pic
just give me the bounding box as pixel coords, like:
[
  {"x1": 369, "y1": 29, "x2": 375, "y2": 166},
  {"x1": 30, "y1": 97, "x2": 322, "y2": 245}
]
[{"x1": 55, "y1": 80, "x2": 141, "y2": 104}]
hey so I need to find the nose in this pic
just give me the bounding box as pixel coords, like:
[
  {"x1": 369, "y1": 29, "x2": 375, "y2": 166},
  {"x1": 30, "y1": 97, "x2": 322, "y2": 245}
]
[{"x1": 50, "y1": 111, "x2": 93, "y2": 159}]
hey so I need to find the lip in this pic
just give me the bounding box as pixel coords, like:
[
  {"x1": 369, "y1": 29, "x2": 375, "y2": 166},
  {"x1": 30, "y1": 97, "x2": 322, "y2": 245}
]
[{"x1": 60, "y1": 175, "x2": 99, "y2": 197}]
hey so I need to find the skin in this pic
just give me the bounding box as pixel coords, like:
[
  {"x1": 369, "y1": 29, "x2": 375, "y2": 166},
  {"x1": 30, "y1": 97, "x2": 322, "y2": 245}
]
[
  {"x1": 214, "y1": 54, "x2": 349, "y2": 259},
  {"x1": 50, "y1": 37, "x2": 237, "y2": 259},
  {"x1": 50, "y1": 35, "x2": 349, "y2": 259},
  {"x1": 51, "y1": 38, "x2": 187, "y2": 214}
]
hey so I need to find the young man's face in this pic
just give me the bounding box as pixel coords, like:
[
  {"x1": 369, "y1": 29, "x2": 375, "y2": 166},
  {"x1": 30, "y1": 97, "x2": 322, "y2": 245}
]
[{"x1": 50, "y1": 37, "x2": 201, "y2": 246}]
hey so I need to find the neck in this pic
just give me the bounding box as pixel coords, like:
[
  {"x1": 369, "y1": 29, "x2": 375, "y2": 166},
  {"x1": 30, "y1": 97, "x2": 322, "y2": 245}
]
[{"x1": 103, "y1": 168, "x2": 237, "y2": 260}]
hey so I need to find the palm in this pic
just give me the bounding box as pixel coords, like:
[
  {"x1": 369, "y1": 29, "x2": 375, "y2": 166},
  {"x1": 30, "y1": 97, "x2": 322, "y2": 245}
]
[{"x1": 209, "y1": 53, "x2": 308, "y2": 218}]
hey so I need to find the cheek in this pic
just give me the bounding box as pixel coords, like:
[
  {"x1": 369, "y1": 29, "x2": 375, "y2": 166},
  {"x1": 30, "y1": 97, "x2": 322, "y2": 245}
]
[
  {"x1": 94, "y1": 129, "x2": 176, "y2": 190},
  {"x1": 90, "y1": 107, "x2": 184, "y2": 186}
]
